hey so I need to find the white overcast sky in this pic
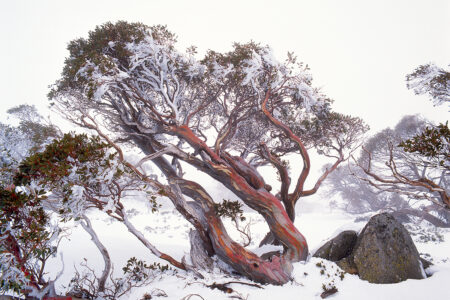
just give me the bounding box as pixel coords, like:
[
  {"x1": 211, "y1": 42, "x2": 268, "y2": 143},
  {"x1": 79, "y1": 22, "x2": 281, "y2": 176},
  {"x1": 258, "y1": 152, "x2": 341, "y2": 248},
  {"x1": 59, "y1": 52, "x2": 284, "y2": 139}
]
[{"x1": 0, "y1": 0, "x2": 448, "y2": 132}]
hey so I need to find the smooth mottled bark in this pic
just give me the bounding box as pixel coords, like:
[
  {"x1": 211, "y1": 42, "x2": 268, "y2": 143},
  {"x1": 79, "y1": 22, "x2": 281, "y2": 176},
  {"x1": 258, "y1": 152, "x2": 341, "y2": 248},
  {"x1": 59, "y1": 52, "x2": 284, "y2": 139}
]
[{"x1": 79, "y1": 215, "x2": 111, "y2": 292}]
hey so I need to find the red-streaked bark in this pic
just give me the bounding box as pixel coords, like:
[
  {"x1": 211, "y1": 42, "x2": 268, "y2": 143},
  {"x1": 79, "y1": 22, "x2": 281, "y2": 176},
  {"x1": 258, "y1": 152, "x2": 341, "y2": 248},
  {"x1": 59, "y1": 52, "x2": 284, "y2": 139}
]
[
  {"x1": 173, "y1": 177, "x2": 297, "y2": 284},
  {"x1": 171, "y1": 180, "x2": 291, "y2": 284},
  {"x1": 84, "y1": 110, "x2": 309, "y2": 284},
  {"x1": 259, "y1": 142, "x2": 292, "y2": 218},
  {"x1": 261, "y1": 90, "x2": 311, "y2": 218},
  {"x1": 222, "y1": 152, "x2": 266, "y2": 190},
  {"x1": 89, "y1": 110, "x2": 307, "y2": 284},
  {"x1": 3, "y1": 234, "x2": 40, "y2": 290},
  {"x1": 169, "y1": 124, "x2": 308, "y2": 262},
  {"x1": 85, "y1": 118, "x2": 306, "y2": 283}
]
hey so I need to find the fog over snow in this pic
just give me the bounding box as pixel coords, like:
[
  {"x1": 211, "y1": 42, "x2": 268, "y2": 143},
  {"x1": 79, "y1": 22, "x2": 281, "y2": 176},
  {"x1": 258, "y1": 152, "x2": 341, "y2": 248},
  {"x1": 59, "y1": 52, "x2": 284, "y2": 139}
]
[{"x1": 0, "y1": 0, "x2": 448, "y2": 131}]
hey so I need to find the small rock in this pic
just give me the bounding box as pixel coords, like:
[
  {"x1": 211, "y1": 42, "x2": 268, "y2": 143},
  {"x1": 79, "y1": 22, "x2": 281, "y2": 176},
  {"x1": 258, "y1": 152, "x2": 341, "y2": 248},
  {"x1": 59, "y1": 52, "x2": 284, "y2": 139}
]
[
  {"x1": 336, "y1": 257, "x2": 358, "y2": 275},
  {"x1": 313, "y1": 230, "x2": 357, "y2": 261},
  {"x1": 320, "y1": 287, "x2": 338, "y2": 299},
  {"x1": 420, "y1": 257, "x2": 433, "y2": 270}
]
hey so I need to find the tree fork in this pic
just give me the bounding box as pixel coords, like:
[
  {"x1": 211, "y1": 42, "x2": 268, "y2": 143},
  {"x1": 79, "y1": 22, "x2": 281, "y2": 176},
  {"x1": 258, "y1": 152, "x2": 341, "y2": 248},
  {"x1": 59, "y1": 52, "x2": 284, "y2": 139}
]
[
  {"x1": 147, "y1": 147, "x2": 304, "y2": 283},
  {"x1": 171, "y1": 176, "x2": 299, "y2": 284},
  {"x1": 168, "y1": 125, "x2": 308, "y2": 262}
]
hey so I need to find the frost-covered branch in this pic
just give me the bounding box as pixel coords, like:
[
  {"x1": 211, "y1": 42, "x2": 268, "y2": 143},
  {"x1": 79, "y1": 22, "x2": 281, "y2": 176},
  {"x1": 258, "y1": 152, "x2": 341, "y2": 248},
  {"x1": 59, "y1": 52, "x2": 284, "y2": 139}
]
[{"x1": 406, "y1": 63, "x2": 449, "y2": 107}]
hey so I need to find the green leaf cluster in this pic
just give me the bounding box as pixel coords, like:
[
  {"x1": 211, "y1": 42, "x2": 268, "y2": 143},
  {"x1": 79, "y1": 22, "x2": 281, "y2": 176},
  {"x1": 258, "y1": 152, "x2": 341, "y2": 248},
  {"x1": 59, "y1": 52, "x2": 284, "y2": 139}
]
[
  {"x1": 49, "y1": 21, "x2": 176, "y2": 100},
  {"x1": 122, "y1": 257, "x2": 171, "y2": 283},
  {"x1": 214, "y1": 199, "x2": 246, "y2": 222},
  {"x1": 399, "y1": 122, "x2": 449, "y2": 168},
  {"x1": 14, "y1": 133, "x2": 113, "y2": 186},
  {"x1": 0, "y1": 187, "x2": 54, "y2": 293}
]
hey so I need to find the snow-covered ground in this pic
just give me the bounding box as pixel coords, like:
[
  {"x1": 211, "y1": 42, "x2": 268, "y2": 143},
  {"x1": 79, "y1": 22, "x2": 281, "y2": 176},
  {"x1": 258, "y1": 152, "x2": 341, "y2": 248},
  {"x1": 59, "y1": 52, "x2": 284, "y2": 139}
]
[{"x1": 37, "y1": 195, "x2": 450, "y2": 300}]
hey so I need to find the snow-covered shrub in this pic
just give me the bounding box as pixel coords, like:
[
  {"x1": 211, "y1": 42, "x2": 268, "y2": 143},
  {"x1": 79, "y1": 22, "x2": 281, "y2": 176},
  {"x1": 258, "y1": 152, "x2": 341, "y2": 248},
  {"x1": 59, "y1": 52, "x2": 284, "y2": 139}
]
[
  {"x1": 0, "y1": 186, "x2": 59, "y2": 295},
  {"x1": 67, "y1": 257, "x2": 173, "y2": 300}
]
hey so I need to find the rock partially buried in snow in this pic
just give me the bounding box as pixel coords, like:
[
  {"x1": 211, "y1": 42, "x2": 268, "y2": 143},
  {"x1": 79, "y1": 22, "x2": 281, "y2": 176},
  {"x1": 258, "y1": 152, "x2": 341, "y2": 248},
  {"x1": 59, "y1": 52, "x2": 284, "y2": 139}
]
[
  {"x1": 314, "y1": 212, "x2": 427, "y2": 283},
  {"x1": 352, "y1": 212, "x2": 426, "y2": 283},
  {"x1": 313, "y1": 230, "x2": 357, "y2": 261}
]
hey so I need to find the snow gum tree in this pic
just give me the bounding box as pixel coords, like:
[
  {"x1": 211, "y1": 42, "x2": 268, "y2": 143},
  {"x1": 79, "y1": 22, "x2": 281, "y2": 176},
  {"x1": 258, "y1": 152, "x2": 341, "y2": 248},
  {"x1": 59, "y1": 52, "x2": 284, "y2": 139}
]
[{"x1": 49, "y1": 21, "x2": 367, "y2": 284}]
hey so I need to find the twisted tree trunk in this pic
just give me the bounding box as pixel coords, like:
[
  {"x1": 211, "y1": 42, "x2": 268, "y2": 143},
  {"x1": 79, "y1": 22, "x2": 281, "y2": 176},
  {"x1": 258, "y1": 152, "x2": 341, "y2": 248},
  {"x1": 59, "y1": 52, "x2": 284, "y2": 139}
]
[{"x1": 129, "y1": 128, "x2": 308, "y2": 284}]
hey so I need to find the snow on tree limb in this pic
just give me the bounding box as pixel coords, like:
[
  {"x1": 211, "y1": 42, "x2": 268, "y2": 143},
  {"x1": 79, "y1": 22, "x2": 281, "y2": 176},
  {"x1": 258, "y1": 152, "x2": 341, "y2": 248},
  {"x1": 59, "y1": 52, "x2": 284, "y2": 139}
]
[{"x1": 406, "y1": 63, "x2": 450, "y2": 107}]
